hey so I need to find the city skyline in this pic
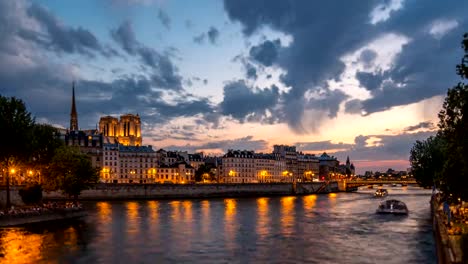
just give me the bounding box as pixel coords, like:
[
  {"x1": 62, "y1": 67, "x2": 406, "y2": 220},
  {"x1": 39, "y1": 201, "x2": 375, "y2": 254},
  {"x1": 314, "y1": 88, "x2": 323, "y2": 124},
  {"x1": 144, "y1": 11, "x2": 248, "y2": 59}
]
[{"x1": 1, "y1": 0, "x2": 467, "y2": 174}]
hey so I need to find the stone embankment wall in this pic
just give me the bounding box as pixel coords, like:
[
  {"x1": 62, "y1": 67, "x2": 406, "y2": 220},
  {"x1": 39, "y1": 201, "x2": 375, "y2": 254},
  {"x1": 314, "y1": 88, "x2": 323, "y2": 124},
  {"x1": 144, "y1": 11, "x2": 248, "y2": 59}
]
[
  {"x1": 0, "y1": 210, "x2": 87, "y2": 227},
  {"x1": 0, "y1": 186, "x2": 23, "y2": 206},
  {"x1": 0, "y1": 182, "x2": 340, "y2": 205}
]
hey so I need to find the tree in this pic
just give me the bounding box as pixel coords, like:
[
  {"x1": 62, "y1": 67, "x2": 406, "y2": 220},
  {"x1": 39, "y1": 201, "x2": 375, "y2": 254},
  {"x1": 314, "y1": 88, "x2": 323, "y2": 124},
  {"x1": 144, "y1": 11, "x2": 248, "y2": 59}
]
[
  {"x1": 195, "y1": 164, "x2": 215, "y2": 182},
  {"x1": 0, "y1": 95, "x2": 35, "y2": 164},
  {"x1": 18, "y1": 183, "x2": 43, "y2": 204},
  {"x1": 437, "y1": 33, "x2": 468, "y2": 200},
  {"x1": 29, "y1": 124, "x2": 64, "y2": 174},
  {"x1": 44, "y1": 146, "x2": 99, "y2": 200},
  {"x1": 409, "y1": 135, "x2": 445, "y2": 188}
]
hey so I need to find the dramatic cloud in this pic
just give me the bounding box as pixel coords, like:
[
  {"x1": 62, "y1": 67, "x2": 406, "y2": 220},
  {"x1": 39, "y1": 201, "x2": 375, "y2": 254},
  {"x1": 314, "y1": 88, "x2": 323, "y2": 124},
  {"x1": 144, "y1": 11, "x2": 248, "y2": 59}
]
[
  {"x1": 111, "y1": 21, "x2": 183, "y2": 91},
  {"x1": 224, "y1": 0, "x2": 377, "y2": 130},
  {"x1": 0, "y1": 2, "x2": 116, "y2": 58},
  {"x1": 249, "y1": 39, "x2": 281, "y2": 67},
  {"x1": 295, "y1": 141, "x2": 354, "y2": 151},
  {"x1": 403, "y1": 121, "x2": 436, "y2": 132},
  {"x1": 157, "y1": 9, "x2": 171, "y2": 30},
  {"x1": 245, "y1": 63, "x2": 257, "y2": 79},
  {"x1": 220, "y1": 80, "x2": 279, "y2": 122},
  {"x1": 296, "y1": 131, "x2": 436, "y2": 172},
  {"x1": 165, "y1": 136, "x2": 268, "y2": 153},
  {"x1": 355, "y1": 71, "x2": 386, "y2": 91},
  {"x1": 224, "y1": 0, "x2": 468, "y2": 127}
]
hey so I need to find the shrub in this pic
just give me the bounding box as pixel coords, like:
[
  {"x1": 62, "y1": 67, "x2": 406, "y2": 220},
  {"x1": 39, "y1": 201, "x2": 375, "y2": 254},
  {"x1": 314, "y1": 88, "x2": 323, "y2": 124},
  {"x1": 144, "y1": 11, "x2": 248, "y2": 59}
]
[{"x1": 18, "y1": 183, "x2": 43, "y2": 204}]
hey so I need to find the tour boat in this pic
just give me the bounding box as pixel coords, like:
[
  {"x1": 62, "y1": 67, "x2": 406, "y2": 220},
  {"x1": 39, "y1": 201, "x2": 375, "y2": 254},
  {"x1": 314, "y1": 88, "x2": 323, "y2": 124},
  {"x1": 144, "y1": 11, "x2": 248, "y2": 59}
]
[
  {"x1": 376, "y1": 199, "x2": 409, "y2": 215},
  {"x1": 374, "y1": 188, "x2": 388, "y2": 197}
]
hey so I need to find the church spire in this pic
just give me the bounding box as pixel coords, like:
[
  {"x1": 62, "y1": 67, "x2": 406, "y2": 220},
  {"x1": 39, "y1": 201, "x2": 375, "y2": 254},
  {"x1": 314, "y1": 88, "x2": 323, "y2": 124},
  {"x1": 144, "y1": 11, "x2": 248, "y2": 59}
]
[
  {"x1": 70, "y1": 81, "x2": 78, "y2": 131},
  {"x1": 346, "y1": 156, "x2": 350, "y2": 166}
]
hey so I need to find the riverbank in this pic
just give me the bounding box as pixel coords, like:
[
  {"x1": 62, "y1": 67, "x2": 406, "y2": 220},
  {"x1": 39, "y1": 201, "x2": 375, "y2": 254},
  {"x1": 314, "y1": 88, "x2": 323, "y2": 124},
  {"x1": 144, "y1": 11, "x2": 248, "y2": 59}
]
[
  {"x1": 0, "y1": 207, "x2": 87, "y2": 227},
  {"x1": 41, "y1": 182, "x2": 339, "y2": 201},
  {"x1": 431, "y1": 195, "x2": 467, "y2": 263}
]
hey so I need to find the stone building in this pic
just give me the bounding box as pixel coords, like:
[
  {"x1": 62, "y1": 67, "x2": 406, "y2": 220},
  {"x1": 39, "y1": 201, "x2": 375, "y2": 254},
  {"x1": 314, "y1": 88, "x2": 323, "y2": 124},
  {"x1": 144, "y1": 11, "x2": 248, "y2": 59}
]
[
  {"x1": 221, "y1": 150, "x2": 288, "y2": 183},
  {"x1": 99, "y1": 114, "x2": 142, "y2": 146},
  {"x1": 155, "y1": 162, "x2": 195, "y2": 184},
  {"x1": 102, "y1": 144, "x2": 157, "y2": 183}
]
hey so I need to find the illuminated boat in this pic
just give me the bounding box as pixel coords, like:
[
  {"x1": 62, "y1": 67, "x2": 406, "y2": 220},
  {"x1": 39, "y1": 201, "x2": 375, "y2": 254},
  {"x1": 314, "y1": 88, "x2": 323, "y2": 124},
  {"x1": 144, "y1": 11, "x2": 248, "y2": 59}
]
[
  {"x1": 376, "y1": 199, "x2": 408, "y2": 215},
  {"x1": 374, "y1": 189, "x2": 388, "y2": 197}
]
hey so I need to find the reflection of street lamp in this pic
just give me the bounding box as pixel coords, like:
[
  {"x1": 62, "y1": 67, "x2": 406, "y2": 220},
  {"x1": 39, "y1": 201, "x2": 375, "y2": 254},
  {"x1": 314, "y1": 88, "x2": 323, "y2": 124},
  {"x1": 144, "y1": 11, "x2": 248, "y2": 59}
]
[{"x1": 6, "y1": 167, "x2": 15, "y2": 210}]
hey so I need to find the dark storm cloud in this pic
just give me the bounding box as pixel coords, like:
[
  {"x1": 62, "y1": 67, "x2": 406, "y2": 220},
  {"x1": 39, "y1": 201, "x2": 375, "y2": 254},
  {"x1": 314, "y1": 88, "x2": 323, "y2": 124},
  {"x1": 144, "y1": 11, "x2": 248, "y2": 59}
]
[
  {"x1": 224, "y1": 0, "x2": 468, "y2": 126},
  {"x1": 403, "y1": 121, "x2": 436, "y2": 132},
  {"x1": 0, "y1": 1, "x2": 215, "y2": 132},
  {"x1": 249, "y1": 39, "x2": 281, "y2": 67},
  {"x1": 359, "y1": 49, "x2": 378, "y2": 68},
  {"x1": 157, "y1": 9, "x2": 171, "y2": 30},
  {"x1": 220, "y1": 80, "x2": 279, "y2": 122},
  {"x1": 224, "y1": 0, "x2": 377, "y2": 130},
  {"x1": 111, "y1": 21, "x2": 183, "y2": 91},
  {"x1": 355, "y1": 71, "x2": 386, "y2": 91},
  {"x1": 23, "y1": 3, "x2": 113, "y2": 58},
  {"x1": 207, "y1": 26, "x2": 220, "y2": 44},
  {"x1": 245, "y1": 63, "x2": 257, "y2": 79},
  {"x1": 164, "y1": 136, "x2": 268, "y2": 152}
]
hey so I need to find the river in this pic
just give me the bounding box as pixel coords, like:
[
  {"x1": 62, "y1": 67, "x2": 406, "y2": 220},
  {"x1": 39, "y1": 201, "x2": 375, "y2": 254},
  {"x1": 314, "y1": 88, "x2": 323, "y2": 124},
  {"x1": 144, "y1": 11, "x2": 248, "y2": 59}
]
[{"x1": 0, "y1": 186, "x2": 435, "y2": 264}]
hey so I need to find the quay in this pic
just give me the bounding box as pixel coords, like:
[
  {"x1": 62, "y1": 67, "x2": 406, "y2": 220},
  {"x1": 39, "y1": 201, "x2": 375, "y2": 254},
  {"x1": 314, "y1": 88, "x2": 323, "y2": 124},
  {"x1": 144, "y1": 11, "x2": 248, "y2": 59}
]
[{"x1": 1, "y1": 182, "x2": 340, "y2": 205}]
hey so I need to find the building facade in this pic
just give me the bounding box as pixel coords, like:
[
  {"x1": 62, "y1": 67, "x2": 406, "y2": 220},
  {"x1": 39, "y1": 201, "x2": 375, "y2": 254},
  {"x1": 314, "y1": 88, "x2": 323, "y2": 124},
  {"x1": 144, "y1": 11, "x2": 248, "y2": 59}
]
[
  {"x1": 101, "y1": 144, "x2": 157, "y2": 183},
  {"x1": 99, "y1": 114, "x2": 142, "y2": 146},
  {"x1": 155, "y1": 162, "x2": 195, "y2": 184}
]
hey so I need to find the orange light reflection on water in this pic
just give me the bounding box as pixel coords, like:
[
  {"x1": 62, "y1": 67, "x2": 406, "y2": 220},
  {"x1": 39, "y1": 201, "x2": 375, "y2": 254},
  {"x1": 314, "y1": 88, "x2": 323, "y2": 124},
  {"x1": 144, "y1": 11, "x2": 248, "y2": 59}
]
[
  {"x1": 182, "y1": 201, "x2": 193, "y2": 222},
  {"x1": 224, "y1": 199, "x2": 237, "y2": 251},
  {"x1": 0, "y1": 229, "x2": 44, "y2": 264},
  {"x1": 280, "y1": 196, "x2": 296, "y2": 236},
  {"x1": 303, "y1": 194, "x2": 317, "y2": 211},
  {"x1": 201, "y1": 200, "x2": 211, "y2": 237},
  {"x1": 147, "y1": 201, "x2": 159, "y2": 221},
  {"x1": 96, "y1": 201, "x2": 112, "y2": 223},
  {"x1": 256, "y1": 198, "x2": 269, "y2": 237}
]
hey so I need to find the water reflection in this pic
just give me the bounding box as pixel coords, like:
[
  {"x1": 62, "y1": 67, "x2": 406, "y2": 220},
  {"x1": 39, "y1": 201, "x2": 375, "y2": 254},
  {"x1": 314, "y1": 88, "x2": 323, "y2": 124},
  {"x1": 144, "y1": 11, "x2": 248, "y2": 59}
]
[
  {"x1": 96, "y1": 201, "x2": 111, "y2": 222},
  {"x1": 126, "y1": 202, "x2": 140, "y2": 240},
  {"x1": 201, "y1": 200, "x2": 210, "y2": 237},
  {"x1": 224, "y1": 199, "x2": 237, "y2": 251},
  {"x1": 0, "y1": 188, "x2": 435, "y2": 263},
  {"x1": 256, "y1": 198, "x2": 269, "y2": 239},
  {"x1": 280, "y1": 196, "x2": 296, "y2": 236},
  {"x1": 147, "y1": 201, "x2": 159, "y2": 221},
  {"x1": 0, "y1": 228, "x2": 43, "y2": 264}
]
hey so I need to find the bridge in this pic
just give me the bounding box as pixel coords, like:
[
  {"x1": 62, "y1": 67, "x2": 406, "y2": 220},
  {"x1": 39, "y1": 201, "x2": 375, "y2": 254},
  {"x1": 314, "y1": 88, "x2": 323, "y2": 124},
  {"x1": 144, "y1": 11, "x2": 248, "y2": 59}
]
[{"x1": 343, "y1": 180, "x2": 418, "y2": 191}]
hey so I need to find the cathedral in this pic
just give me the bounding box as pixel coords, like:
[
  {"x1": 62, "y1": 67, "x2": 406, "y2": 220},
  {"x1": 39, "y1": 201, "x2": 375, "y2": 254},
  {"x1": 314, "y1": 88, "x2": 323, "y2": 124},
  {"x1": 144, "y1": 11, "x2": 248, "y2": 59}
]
[
  {"x1": 66, "y1": 82, "x2": 142, "y2": 147},
  {"x1": 99, "y1": 114, "x2": 142, "y2": 146}
]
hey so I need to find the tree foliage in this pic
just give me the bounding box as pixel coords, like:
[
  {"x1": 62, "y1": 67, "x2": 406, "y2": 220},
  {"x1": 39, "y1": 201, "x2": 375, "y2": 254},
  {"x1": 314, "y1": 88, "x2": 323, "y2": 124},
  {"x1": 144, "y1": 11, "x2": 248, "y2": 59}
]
[
  {"x1": 29, "y1": 124, "x2": 64, "y2": 169},
  {"x1": 437, "y1": 33, "x2": 468, "y2": 200},
  {"x1": 409, "y1": 136, "x2": 445, "y2": 188},
  {"x1": 44, "y1": 146, "x2": 99, "y2": 199},
  {"x1": 18, "y1": 183, "x2": 43, "y2": 204},
  {"x1": 0, "y1": 95, "x2": 35, "y2": 163},
  {"x1": 411, "y1": 33, "x2": 468, "y2": 200},
  {"x1": 195, "y1": 164, "x2": 216, "y2": 182}
]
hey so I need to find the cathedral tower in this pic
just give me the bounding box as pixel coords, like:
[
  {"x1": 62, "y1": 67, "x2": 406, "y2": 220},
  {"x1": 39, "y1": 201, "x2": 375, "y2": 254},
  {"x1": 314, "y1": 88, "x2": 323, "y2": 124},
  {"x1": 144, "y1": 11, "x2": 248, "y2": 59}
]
[{"x1": 70, "y1": 82, "x2": 79, "y2": 131}]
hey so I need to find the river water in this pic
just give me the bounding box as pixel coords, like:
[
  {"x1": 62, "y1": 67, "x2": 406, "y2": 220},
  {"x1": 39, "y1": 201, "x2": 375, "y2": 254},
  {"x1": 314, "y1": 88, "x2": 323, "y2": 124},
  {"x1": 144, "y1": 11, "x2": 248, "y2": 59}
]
[{"x1": 0, "y1": 186, "x2": 435, "y2": 264}]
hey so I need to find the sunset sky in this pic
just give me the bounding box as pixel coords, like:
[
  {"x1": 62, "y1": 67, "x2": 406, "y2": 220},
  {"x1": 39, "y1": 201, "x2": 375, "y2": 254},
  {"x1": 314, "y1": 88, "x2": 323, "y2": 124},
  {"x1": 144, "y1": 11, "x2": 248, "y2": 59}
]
[{"x1": 1, "y1": 0, "x2": 467, "y2": 173}]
